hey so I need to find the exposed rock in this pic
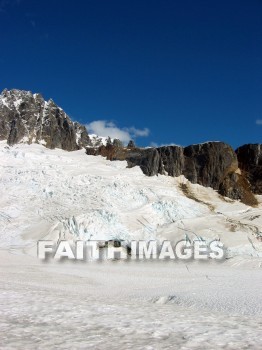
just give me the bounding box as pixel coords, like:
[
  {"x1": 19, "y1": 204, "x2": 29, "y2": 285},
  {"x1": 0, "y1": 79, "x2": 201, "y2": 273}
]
[
  {"x1": 236, "y1": 144, "x2": 262, "y2": 194},
  {"x1": 126, "y1": 147, "x2": 162, "y2": 176},
  {"x1": 219, "y1": 172, "x2": 258, "y2": 206},
  {"x1": 0, "y1": 89, "x2": 91, "y2": 151},
  {"x1": 86, "y1": 144, "x2": 161, "y2": 176},
  {"x1": 158, "y1": 146, "x2": 184, "y2": 177},
  {"x1": 87, "y1": 142, "x2": 257, "y2": 205},
  {"x1": 88, "y1": 134, "x2": 107, "y2": 147},
  {"x1": 127, "y1": 140, "x2": 136, "y2": 149},
  {"x1": 106, "y1": 137, "x2": 112, "y2": 146},
  {"x1": 183, "y1": 142, "x2": 238, "y2": 190},
  {"x1": 112, "y1": 138, "x2": 123, "y2": 148}
]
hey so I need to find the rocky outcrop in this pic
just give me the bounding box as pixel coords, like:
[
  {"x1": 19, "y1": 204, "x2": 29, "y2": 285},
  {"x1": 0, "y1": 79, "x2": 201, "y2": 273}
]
[
  {"x1": 0, "y1": 89, "x2": 259, "y2": 205},
  {"x1": 0, "y1": 89, "x2": 91, "y2": 151},
  {"x1": 183, "y1": 143, "x2": 238, "y2": 189},
  {"x1": 87, "y1": 142, "x2": 257, "y2": 205},
  {"x1": 236, "y1": 144, "x2": 262, "y2": 195}
]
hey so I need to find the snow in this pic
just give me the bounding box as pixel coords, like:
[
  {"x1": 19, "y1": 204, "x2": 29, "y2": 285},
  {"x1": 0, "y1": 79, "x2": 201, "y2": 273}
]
[
  {"x1": 0, "y1": 97, "x2": 10, "y2": 109},
  {"x1": 38, "y1": 139, "x2": 47, "y2": 146},
  {"x1": 0, "y1": 140, "x2": 261, "y2": 256},
  {"x1": 13, "y1": 98, "x2": 23, "y2": 108},
  {"x1": 0, "y1": 252, "x2": 261, "y2": 349},
  {"x1": 88, "y1": 133, "x2": 112, "y2": 147},
  {"x1": 0, "y1": 140, "x2": 262, "y2": 349},
  {"x1": 75, "y1": 129, "x2": 81, "y2": 144}
]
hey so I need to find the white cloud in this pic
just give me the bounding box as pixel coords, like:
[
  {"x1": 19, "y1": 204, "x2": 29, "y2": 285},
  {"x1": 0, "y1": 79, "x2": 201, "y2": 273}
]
[
  {"x1": 256, "y1": 119, "x2": 262, "y2": 125},
  {"x1": 86, "y1": 120, "x2": 149, "y2": 144},
  {"x1": 127, "y1": 126, "x2": 150, "y2": 137}
]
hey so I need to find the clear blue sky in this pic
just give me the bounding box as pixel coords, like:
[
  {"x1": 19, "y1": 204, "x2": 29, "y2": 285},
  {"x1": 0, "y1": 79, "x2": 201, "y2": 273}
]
[{"x1": 0, "y1": 0, "x2": 261, "y2": 148}]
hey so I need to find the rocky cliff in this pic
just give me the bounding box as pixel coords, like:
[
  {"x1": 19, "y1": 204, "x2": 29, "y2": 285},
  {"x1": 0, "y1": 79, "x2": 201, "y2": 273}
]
[
  {"x1": 236, "y1": 144, "x2": 262, "y2": 194},
  {"x1": 0, "y1": 89, "x2": 260, "y2": 205},
  {"x1": 86, "y1": 142, "x2": 258, "y2": 205},
  {"x1": 0, "y1": 89, "x2": 91, "y2": 151}
]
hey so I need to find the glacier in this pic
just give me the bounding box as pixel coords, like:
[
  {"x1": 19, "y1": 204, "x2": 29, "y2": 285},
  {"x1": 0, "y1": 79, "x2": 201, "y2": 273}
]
[{"x1": 0, "y1": 140, "x2": 262, "y2": 349}]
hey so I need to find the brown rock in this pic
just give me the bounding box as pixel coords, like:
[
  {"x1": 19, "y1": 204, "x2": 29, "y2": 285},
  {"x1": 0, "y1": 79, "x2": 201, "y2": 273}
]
[{"x1": 236, "y1": 144, "x2": 262, "y2": 194}]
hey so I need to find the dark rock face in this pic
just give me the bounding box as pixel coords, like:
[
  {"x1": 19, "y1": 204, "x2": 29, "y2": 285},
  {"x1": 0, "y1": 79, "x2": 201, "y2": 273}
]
[
  {"x1": 87, "y1": 142, "x2": 257, "y2": 205},
  {"x1": 0, "y1": 89, "x2": 91, "y2": 151},
  {"x1": 219, "y1": 172, "x2": 257, "y2": 206},
  {"x1": 183, "y1": 143, "x2": 238, "y2": 190},
  {"x1": 158, "y1": 146, "x2": 184, "y2": 177},
  {"x1": 236, "y1": 144, "x2": 262, "y2": 194},
  {"x1": 126, "y1": 148, "x2": 162, "y2": 176}
]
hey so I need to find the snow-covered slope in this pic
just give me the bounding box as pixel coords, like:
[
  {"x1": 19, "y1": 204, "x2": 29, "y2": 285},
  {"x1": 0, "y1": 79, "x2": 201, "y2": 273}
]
[
  {"x1": 1, "y1": 140, "x2": 262, "y2": 349},
  {"x1": 0, "y1": 140, "x2": 261, "y2": 257}
]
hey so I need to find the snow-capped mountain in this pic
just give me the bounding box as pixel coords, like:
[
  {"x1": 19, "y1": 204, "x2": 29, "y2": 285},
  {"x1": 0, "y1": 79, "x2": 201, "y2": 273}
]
[
  {"x1": 88, "y1": 134, "x2": 115, "y2": 147},
  {"x1": 0, "y1": 89, "x2": 91, "y2": 150}
]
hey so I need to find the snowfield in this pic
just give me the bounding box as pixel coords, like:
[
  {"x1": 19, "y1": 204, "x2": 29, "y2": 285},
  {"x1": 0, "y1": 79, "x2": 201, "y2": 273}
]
[{"x1": 0, "y1": 141, "x2": 262, "y2": 349}]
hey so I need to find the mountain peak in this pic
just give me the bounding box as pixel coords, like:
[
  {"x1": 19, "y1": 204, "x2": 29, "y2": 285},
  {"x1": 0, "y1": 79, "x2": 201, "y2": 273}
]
[
  {"x1": 1, "y1": 88, "x2": 34, "y2": 99},
  {"x1": 0, "y1": 88, "x2": 91, "y2": 151}
]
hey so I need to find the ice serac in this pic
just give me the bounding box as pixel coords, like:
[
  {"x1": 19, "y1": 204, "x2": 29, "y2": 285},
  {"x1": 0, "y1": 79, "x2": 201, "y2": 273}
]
[
  {"x1": 236, "y1": 144, "x2": 262, "y2": 195},
  {"x1": 0, "y1": 89, "x2": 91, "y2": 151},
  {"x1": 86, "y1": 142, "x2": 257, "y2": 205}
]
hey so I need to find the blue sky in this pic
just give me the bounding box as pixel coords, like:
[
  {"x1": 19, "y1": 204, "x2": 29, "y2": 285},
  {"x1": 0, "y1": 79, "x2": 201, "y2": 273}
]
[{"x1": 0, "y1": 0, "x2": 261, "y2": 148}]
